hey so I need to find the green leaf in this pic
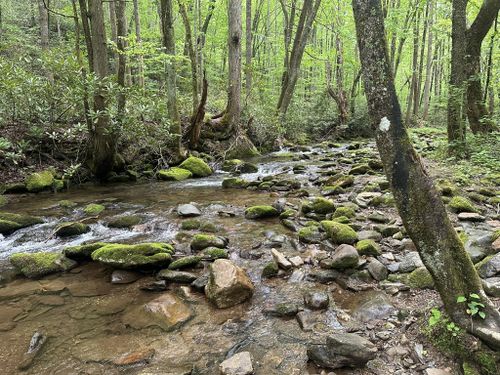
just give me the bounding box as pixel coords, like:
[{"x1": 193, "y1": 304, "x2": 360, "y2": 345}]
[
  {"x1": 469, "y1": 293, "x2": 480, "y2": 299},
  {"x1": 478, "y1": 311, "x2": 486, "y2": 319},
  {"x1": 457, "y1": 296, "x2": 467, "y2": 303}
]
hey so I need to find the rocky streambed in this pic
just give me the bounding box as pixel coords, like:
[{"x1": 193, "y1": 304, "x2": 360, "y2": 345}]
[{"x1": 0, "y1": 141, "x2": 499, "y2": 375}]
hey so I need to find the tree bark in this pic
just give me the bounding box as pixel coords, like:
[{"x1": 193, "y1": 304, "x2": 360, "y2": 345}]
[
  {"x1": 223, "y1": 0, "x2": 243, "y2": 130},
  {"x1": 447, "y1": 0, "x2": 467, "y2": 155},
  {"x1": 352, "y1": 0, "x2": 500, "y2": 349},
  {"x1": 465, "y1": 0, "x2": 500, "y2": 133},
  {"x1": 37, "y1": 0, "x2": 49, "y2": 51},
  {"x1": 87, "y1": 0, "x2": 116, "y2": 179},
  {"x1": 245, "y1": 0, "x2": 252, "y2": 101},
  {"x1": 108, "y1": 0, "x2": 118, "y2": 72},
  {"x1": 421, "y1": 0, "x2": 434, "y2": 120},
  {"x1": 160, "y1": 0, "x2": 183, "y2": 161},
  {"x1": 133, "y1": 0, "x2": 145, "y2": 87},
  {"x1": 115, "y1": 0, "x2": 127, "y2": 121}
]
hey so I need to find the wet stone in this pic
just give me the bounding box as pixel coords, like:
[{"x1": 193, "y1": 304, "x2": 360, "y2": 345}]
[
  {"x1": 177, "y1": 203, "x2": 201, "y2": 217},
  {"x1": 296, "y1": 311, "x2": 317, "y2": 331},
  {"x1": 157, "y1": 269, "x2": 198, "y2": 283},
  {"x1": 111, "y1": 270, "x2": 142, "y2": 284},
  {"x1": 271, "y1": 248, "x2": 292, "y2": 270},
  {"x1": 398, "y1": 252, "x2": 423, "y2": 273},
  {"x1": 304, "y1": 291, "x2": 329, "y2": 310},
  {"x1": 220, "y1": 351, "x2": 254, "y2": 375},
  {"x1": 112, "y1": 348, "x2": 155, "y2": 366},
  {"x1": 263, "y1": 302, "x2": 299, "y2": 317}
]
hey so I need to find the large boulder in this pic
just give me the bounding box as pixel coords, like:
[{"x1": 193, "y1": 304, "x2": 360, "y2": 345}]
[
  {"x1": 157, "y1": 167, "x2": 192, "y2": 181},
  {"x1": 205, "y1": 259, "x2": 254, "y2": 308},
  {"x1": 91, "y1": 243, "x2": 174, "y2": 269},
  {"x1": 10, "y1": 252, "x2": 77, "y2": 279},
  {"x1": 25, "y1": 170, "x2": 54, "y2": 192},
  {"x1": 178, "y1": 156, "x2": 213, "y2": 177},
  {"x1": 307, "y1": 333, "x2": 377, "y2": 369},
  {"x1": 0, "y1": 212, "x2": 43, "y2": 235}
]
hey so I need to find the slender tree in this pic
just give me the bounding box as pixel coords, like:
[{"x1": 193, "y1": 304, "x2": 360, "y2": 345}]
[
  {"x1": 133, "y1": 0, "x2": 145, "y2": 87},
  {"x1": 352, "y1": 0, "x2": 500, "y2": 349},
  {"x1": 115, "y1": 0, "x2": 127, "y2": 121}
]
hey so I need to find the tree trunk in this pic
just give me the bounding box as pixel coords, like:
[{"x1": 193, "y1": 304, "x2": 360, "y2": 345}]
[
  {"x1": 352, "y1": 0, "x2": 500, "y2": 349},
  {"x1": 277, "y1": 0, "x2": 321, "y2": 116},
  {"x1": 178, "y1": 0, "x2": 199, "y2": 115},
  {"x1": 245, "y1": 0, "x2": 252, "y2": 101},
  {"x1": 37, "y1": 0, "x2": 49, "y2": 51},
  {"x1": 115, "y1": 0, "x2": 127, "y2": 121},
  {"x1": 160, "y1": 0, "x2": 183, "y2": 162},
  {"x1": 405, "y1": 10, "x2": 419, "y2": 126},
  {"x1": 447, "y1": 0, "x2": 467, "y2": 155},
  {"x1": 223, "y1": 0, "x2": 242, "y2": 130},
  {"x1": 108, "y1": 0, "x2": 118, "y2": 72},
  {"x1": 133, "y1": 0, "x2": 145, "y2": 87},
  {"x1": 87, "y1": 0, "x2": 115, "y2": 179},
  {"x1": 421, "y1": 0, "x2": 434, "y2": 120},
  {"x1": 465, "y1": 0, "x2": 500, "y2": 133}
]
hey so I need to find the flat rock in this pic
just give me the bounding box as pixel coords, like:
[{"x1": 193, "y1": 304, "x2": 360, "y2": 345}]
[
  {"x1": 220, "y1": 351, "x2": 254, "y2": 375},
  {"x1": 346, "y1": 290, "x2": 395, "y2": 322},
  {"x1": 177, "y1": 204, "x2": 201, "y2": 217},
  {"x1": 111, "y1": 270, "x2": 142, "y2": 284},
  {"x1": 157, "y1": 269, "x2": 198, "y2": 283},
  {"x1": 458, "y1": 212, "x2": 485, "y2": 222},
  {"x1": 271, "y1": 248, "x2": 292, "y2": 270}
]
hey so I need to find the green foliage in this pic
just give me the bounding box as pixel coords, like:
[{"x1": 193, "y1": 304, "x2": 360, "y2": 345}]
[{"x1": 457, "y1": 294, "x2": 486, "y2": 320}]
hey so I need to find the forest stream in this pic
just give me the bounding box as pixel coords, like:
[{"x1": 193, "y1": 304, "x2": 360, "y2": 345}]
[{"x1": 0, "y1": 141, "x2": 498, "y2": 375}]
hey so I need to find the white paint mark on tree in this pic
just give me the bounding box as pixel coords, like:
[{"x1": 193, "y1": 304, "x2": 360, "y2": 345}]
[{"x1": 379, "y1": 116, "x2": 391, "y2": 132}]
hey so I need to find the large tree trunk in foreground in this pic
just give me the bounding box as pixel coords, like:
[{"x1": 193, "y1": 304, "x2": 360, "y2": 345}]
[
  {"x1": 447, "y1": 0, "x2": 467, "y2": 155},
  {"x1": 87, "y1": 0, "x2": 116, "y2": 180},
  {"x1": 160, "y1": 0, "x2": 183, "y2": 162},
  {"x1": 352, "y1": 0, "x2": 500, "y2": 349},
  {"x1": 223, "y1": 0, "x2": 242, "y2": 131},
  {"x1": 465, "y1": 0, "x2": 500, "y2": 133}
]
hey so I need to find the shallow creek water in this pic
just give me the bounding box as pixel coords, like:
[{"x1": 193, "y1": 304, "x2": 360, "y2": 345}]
[{"x1": 0, "y1": 144, "x2": 485, "y2": 374}]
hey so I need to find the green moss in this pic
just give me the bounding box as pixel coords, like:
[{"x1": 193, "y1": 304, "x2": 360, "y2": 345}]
[
  {"x1": 458, "y1": 231, "x2": 469, "y2": 244},
  {"x1": 474, "y1": 255, "x2": 494, "y2": 275},
  {"x1": 407, "y1": 267, "x2": 434, "y2": 289},
  {"x1": 279, "y1": 209, "x2": 296, "y2": 219},
  {"x1": 492, "y1": 229, "x2": 500, "y2": 242},
  {"x1": 200, "y1": 222, "x2": 218, "y2": 232},
  {"x1": 178, "y1": 156, "x2": 212, "y2": 177},
  {"x1": 25, "y1": 170, "x2": 54, "y2": 192},
  {"x1": 262, "y1": 261, "x2": 279, "y2": 278},
  {"x1": 0, "y1": 212, "x2": 43, "y2": 235},
  {"x1": 203, "y1": 247, "x2": 229, "y2": 260},
  {"x1": 321, "y1": 221, "x2": 358, "y2": 244},
  {"x1": 157, "y1": 167, "x2": 193, "y2": 181},
  {"x1": 168, "y1": 255, "x2": 202, "y2": 270},
  {"x1": 222, "y1": 159, "x2": 242, "y2": 171},
  {"x1": 63, "y1": 242, "x2": 107, "y2": 260},
  {"x1": 356, "y1": 239, "x2": 381, "y2": 256},
  {"x1": 83, "y1": 203, "x2": 105, "y2": 215},
  {"x1": 52, "y1": 179, "x2": 65, "y2": 192},
  {"x1": 298, "y1": 225, "x2": 322, "y2": 244},
  {"x1": 108, "y1": 215, "x2": 141, "y2": 228},
  {"x1": 369, "y1": 194, "x2": 395, "y2": 207},
  {"x1": 349, "y1": 164, "x2": 371, "y2": 175},
  {"x1": 437, "y1": 179, "x2": 458, "y2": 196},
  {"x1": 0, "y1": 195, "x2": 6, "y2": 207},
  {"x1": 244, "y1": 205, "x2": 279, "y2": 219},
  {"x1": 191, "y1": 234, "x2": 227, "y2": 250},
  {"x1": 55, "y1": 222, "x2": 90, "y2": 237},
  {"x1": 222, "y1": 177, "x2": 248, "y2": 189},
  {"x1": 463, "y1": 362, "x2": 480, "y2": 375},
  {"x1": 333, "y1": 206, "x2": 355, "y2": 218},
  {"x1": 180, "y1": 219, "x2": 201, "y2": 230},
  {"x1": 10, "y1": 252, "x2": 75, "y2": 278},
  {"x1": 321, "y1": 185, "x2": 345, "y2": 196},
  {"x1": 302, "y1": 197, "x2": 335, "y2": 215},
  {"x1": 58, "y1": 200, "x2": 77, "y2": 208},
  {"x1": 449, "y1": 196, "x2": 478, "y2": 213},
  {"x1": 91, "y1": 242, "x2": 174, "y2": 269},
  {"x1": 331, "y1": 215, "x2": 350, "y2": 224}
]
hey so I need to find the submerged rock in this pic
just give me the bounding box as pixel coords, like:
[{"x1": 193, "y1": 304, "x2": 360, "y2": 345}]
[
  {"x1": 205, "y1": 259, "x2": 254, "y2": 308},
  {"x1": 220, "y1": 351, "x2": 254, "y2": 375},
  {"x1": 10, "y1": 252, "x2": 76, "y2": 279},
  {"x1": 244, "y1": 205, "x2": 279, "y2": 219},
  {"x1": 178, "y1": 156, "x2": 213, "y2": 177},
  {"x1": 55, "y1": 222, "x2": 90, "y2": 237},
  {"x1": 108, "y1": 215, "x2": 141, "y2": 228},
  {"x1": 157, "y1": 167, "x2": 192, "y2": 181},
  {"x1": 307, "y1": 333, "x2": 377, "y2": 369},
  {"x1": 91, "y1": 243, "x2": 174, "y2": 269},
  {"x1": 83, "y1": 203, "x2": 105, "y2": 215},
  {"x1": 0, "y1": 212, "x2": 43, "y2": 235}
]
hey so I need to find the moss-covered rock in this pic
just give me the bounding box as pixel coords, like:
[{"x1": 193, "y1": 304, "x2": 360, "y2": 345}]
[
  {"x1": 331, "y1": 216, "x2": 350, "y2": 224},
  {"x1": 262, "y1": 261, "x2": 279, "y2": 278},
  {"x1": 63, "y1": 242, "x2": 107, "y2": 260},
  {"x1": 108, "y1": 215, "x2": 141, "y2": 228},
  {"x1": 4, "y1": 182, "x2": 27, "y2": 194},
  {"x1": 52, "y1": 179, "x2": 65, "y2": 192},
  {"x1": 58, "y1": 200, "x2": 77, "y2": 208},
  {"x1": 302, "y1": 197, "x2": 335, "y2": 215},
  {"x1": 168, "y1": 255, "x2": 202, "y2": 270},
  {"x1": 191, "y1": 234, "x2": 228, "y2": 251},
  {"x1": 178, "y1": 156, "x2": 212, "y2": 177},
  {"x1": 333, "y1": 206, "x2": 356, "y2": 218},
  {"x1": 349, "y1": 164, "x2": 371, "y2": 175},
  {"x1": 25, "y1": 170, "x2": 54, "y2": 192},
  {"x1": 407, "y1": 267, "x2": 434, "y2": 289},
  {"x1": 298, "y1": 225, "x2": 324, "y2": 244},
  {"x1": 449, "y1": 196, "x2": 478, "y2": 213},
  {"x1": 0, "y1": 212, "x2": 43, "y2": 235},
  {"x1": 222, "y1": 177, "x2": 249, "y2": 189},
  {"x1": 91, "y1": 242, "x2": 174, "y2": 269},
  {"x1": 356, "y1": 239, "x2": 381, "y2": 256},
  {"x1": 321, "y1": 221, "x2": 358, "y2": 244},
  {"x1": 200, "y1": 222, "x2": 218, "y2": 233},
  {"x1": 157, "y1": 167, "x2": 193, "y2": 181},
  {"x1": 55, "y1": 222, "x2": 90, "y2": 237},
  {"x1": 244, "y1": 205, "x2": 279, "y2": 219},
  {"x1": 0, "y1": 195, "x2": 6, "y2": 207},
  {"x1": 437, "y1": 179, "x2": 458, "y2": 196},
  {"x1": 83, "y1": 203, "x2": 105, "y2": 215},
  {"x1": 203, "y1": 247, "x2": 229, "y2": 260},
  {"x1": 180, "y1": 219, "x2": 201, "y2": 230},
  {"x1": 321, "y1": 184, "x2": 345, "y2": 196},
  {"x1": 222, "y1": 159, "x2": 242, "y2": 171},
  {"x1": 10, "y1": 252, "x2": 76, "y2": 278}
]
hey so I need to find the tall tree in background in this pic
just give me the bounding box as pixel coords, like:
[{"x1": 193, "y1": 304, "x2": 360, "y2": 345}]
[
  {"x1": 352, "y1": 0, "x2": 500, "y2": 349},
  {"x1": 133, "y1": 0, "x2": 145, "y2": 87},
  {"x1": 223, "y1": 0, "x2": 242, "y2": 130},
  {"x1": 160, "y1": 0, "x2": 183, "y2": 161},
  {"x1": 115, "y1": 0, "x2": 127, "y2": 122},
  {"x1": 277, "y1": 0, "x2": 321, "y2": 116},
  {"x1": 37, "y1": 0, "x2": 49, "y2": 51},
  {"x1": 465, "y1": 0, "x2": 500, "y2": 133},
  {"x1": 245, "y1": 0, "x2": 252, "y2": 101},
  {"x1": 79, "y1": 0, "x2": 116, "y2": 179}
]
